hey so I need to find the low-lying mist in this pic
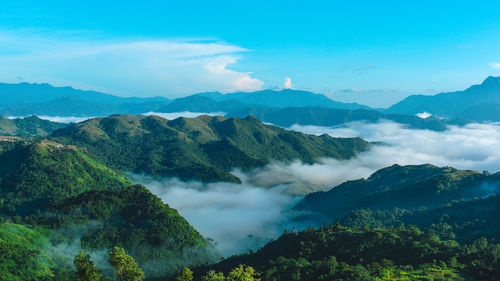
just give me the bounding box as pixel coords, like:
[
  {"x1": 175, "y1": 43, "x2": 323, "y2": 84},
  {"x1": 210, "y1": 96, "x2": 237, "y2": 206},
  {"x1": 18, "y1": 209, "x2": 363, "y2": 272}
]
[{"x1": 132, "y1": 176, "x2": 308, "y2": 256}]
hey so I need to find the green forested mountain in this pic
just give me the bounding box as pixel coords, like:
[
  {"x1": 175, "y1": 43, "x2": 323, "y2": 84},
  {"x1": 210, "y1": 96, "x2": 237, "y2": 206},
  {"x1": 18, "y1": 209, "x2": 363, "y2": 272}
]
[
  {"x1": 227, "y1": 106, "x2": 449, "y2": 131},
  {"x1": 0, "y1": 115, "x2": 67, "y2": 137},
  {"x1": 0, "y1": 140, "x2": 215, "y2": 279},
  {"x1": 297, "y1": 164, "x2": 498, "y2": 221},
  {"x1": 51, "y1": 114, "x2": 369, "y2": 182},
  {"x1": 196, "y1": 224, "x2": 500, "y2": 281}
]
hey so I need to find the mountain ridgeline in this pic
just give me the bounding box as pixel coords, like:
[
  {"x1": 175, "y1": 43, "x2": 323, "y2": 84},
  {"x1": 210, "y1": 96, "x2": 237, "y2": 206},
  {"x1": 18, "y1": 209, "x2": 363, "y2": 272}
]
[
  {"x1": 50, "y1": 114, "x2": 369, "y2": 183},
  {"x1": 227, "y1": 106, "x2": 449, "y2": 131},
  {"x1": 0, "y1": 115, "x2": 67, "y2": 137},
  {"x1": 388, "y1": 76, "x2": 500, "y2": 121},
  {"x1": 295, "y1": 164, "x2": 500, "y2": 242}
]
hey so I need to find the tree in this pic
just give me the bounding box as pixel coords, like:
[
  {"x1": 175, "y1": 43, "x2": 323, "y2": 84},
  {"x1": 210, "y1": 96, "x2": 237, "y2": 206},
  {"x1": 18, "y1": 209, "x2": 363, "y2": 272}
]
[
  {"x1": 227, "y1": 265, "x2": 259, "y2": 281},
  {"x1": 74, "y1": 250, "x2": 102, "y2": 281},
  {"x1": 201, "y1": 270, "x2": 225, "y2": 281},
  {"x1": 108, "y1": 247, "x2": 145, "y2": 281},
  {"x1": 176, "y1": 267, "x2": 194, "y2": 281}
]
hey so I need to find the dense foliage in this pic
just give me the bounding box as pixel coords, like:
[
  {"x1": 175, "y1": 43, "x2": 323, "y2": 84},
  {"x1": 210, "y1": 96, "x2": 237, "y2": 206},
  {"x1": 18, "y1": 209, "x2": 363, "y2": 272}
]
[
  {"x1": 0, "y1": 141, "x2": 132, "y2": 214},
  {"x1": 198, "y1": 225, "x2": 500, "y2": 281},
  {"x1": 51, "y1": 114, "x2": 368, "y2": 182}
]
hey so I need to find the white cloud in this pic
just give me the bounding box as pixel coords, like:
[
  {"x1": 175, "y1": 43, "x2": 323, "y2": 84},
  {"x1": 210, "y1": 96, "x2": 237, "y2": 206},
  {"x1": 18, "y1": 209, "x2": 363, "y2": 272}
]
[
  {"x1": 7, "y1": 115, "x2": 93, "y2": 123},
  {"x1": 283, "y1": 77, "x2": 292, "y2": 89},
  {"x1": 133, "y1": 176, "x2": 303, "y2": 256},
  {"x1": 416, "y1": 112, "x2": 432, "y2": 119},
  {"x1": 490, "y1": 62, "x2": 500, "y2": 70},
  {"x1": 0, "y1": 30, "x2": 264, "y2": 97}
]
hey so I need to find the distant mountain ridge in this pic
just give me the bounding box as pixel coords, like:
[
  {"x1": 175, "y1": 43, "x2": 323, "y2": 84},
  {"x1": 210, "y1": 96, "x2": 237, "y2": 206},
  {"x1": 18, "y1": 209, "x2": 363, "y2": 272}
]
[
  {"x1": 0, "y1": 82, "x2": 169, "y2": 106},
  {"x1": 0, "y1": 115, "x2": 67, "y2": 137},
  {"x1": 387, "y1": 76, "x2": 500, "y2": 121},
  {"x1": 0, "y1": 82, "x2": 371, "y2": 117},
  {"x1": 195, "y1": 89, "x2": 370, "y2": 110},
  {"x1": 227, "y1": 106, "x2": 449, "y2": 131}
]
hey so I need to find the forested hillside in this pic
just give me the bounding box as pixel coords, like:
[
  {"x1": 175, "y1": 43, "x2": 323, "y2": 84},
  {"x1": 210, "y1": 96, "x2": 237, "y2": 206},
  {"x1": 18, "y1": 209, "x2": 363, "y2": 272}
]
[
  {"x1": 51, "y1": 114, "x2": 369, "y2": 182},
  {"x1": 0, "y1": 115, "x2": 67, "y2": 137},
  {"x1": 0, "y1": 140, "x2": 215, "y2": 279}
]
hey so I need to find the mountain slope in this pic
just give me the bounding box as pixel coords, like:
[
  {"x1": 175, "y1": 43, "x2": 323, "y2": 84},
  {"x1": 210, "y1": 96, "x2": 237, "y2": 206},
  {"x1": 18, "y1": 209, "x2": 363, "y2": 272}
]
[
  {"x1": 227, "y1": 106, "x2": 448, "y2": 131},
  {"x1": 51, "y1": 114, "x2": 369, "y2": 182},
  {"x1": 0, "y1": 115, "x2": 68, "y2": 137},
  {"x1": 387, "y1": 76, "x2": 500, "y2": 121},
  {"x1": 297, "y1": 164, "x2": 498, "y2": 221},
  {"x1": 0, "y1": 140, "x2": 215, "y2": 278},
  {"x1": 0, "y1": 141, "x2": 132, "y2": 214},
  {"x1": 196, "y1": 89, "x2": 370, "y2": 109}
]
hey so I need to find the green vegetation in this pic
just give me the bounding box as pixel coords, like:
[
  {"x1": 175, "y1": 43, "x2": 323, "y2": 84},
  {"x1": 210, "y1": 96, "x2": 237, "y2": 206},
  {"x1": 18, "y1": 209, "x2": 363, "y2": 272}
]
[
  {"x1": 74, "y1": 250, "x2": 102, "y2": 281},
  {"x1": 0, "y1": 141, "x2": 132, "y2": 215},
  {"x1": 0, "y1": 141, "x2": 216, "y2": 279},
  {"x1": 197, "y1": 225, "x2": 500, "y2": 281},
  {"x1": 298, "y1": 164, "x2": 499, "y2": 221},
  {"x1": 0, "y1": 115, "x2": 67, "y2": 137},
  {"x1": 0, "y1": 222, "x2": 67, "y2": 281},
  {"x1": 109, "y1": 247, "x2": 145, "y2": 281},
  {"x1": 51, "y1": 114, "x2": 368, "y2": 182}
]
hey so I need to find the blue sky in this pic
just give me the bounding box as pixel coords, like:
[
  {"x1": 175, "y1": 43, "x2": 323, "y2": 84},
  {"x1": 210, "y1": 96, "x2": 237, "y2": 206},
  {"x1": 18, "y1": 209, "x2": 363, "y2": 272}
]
[{"x1": 1, "y1": 0, "x2": 500, "y2": 107}]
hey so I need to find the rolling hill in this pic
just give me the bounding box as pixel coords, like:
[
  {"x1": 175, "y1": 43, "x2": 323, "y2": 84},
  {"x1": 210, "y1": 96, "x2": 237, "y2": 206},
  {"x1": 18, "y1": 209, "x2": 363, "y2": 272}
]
[
  {"x1": 0, "y1": 115, "x2": 68, "y2": 137},
  {"x1": 297, "y1": 164, "x2": 499, "y2": 221},
  {"x1": 50, "y1": 114, "x2": 369, "y2": 182}
]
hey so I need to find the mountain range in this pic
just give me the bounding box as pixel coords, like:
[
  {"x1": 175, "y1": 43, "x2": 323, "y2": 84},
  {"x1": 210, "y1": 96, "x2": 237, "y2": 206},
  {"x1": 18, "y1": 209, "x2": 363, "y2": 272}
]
[{"x1": 387, "y1": 76, "x2": 500, "y2": 121}]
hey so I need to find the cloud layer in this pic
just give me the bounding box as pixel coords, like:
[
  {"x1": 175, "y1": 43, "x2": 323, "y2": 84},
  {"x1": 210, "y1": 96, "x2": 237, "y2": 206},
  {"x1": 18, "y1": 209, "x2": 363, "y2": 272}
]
[
  {"x1": 0, "y1": 30, "x2": 263, "y2": 97},
  {"x1": 133, "y1": 176, "x2": 303, "y2": 256}
]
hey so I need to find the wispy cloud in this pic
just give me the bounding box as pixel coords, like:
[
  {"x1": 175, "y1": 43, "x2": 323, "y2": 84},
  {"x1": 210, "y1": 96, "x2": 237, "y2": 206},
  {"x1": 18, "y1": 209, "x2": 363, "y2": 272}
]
[
  {"x1": 0, "y1": 30, "x2": 264, "y2": 97},
  {"x1": 490, "y1": 62, "x2": 500, "y2": 70}
]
